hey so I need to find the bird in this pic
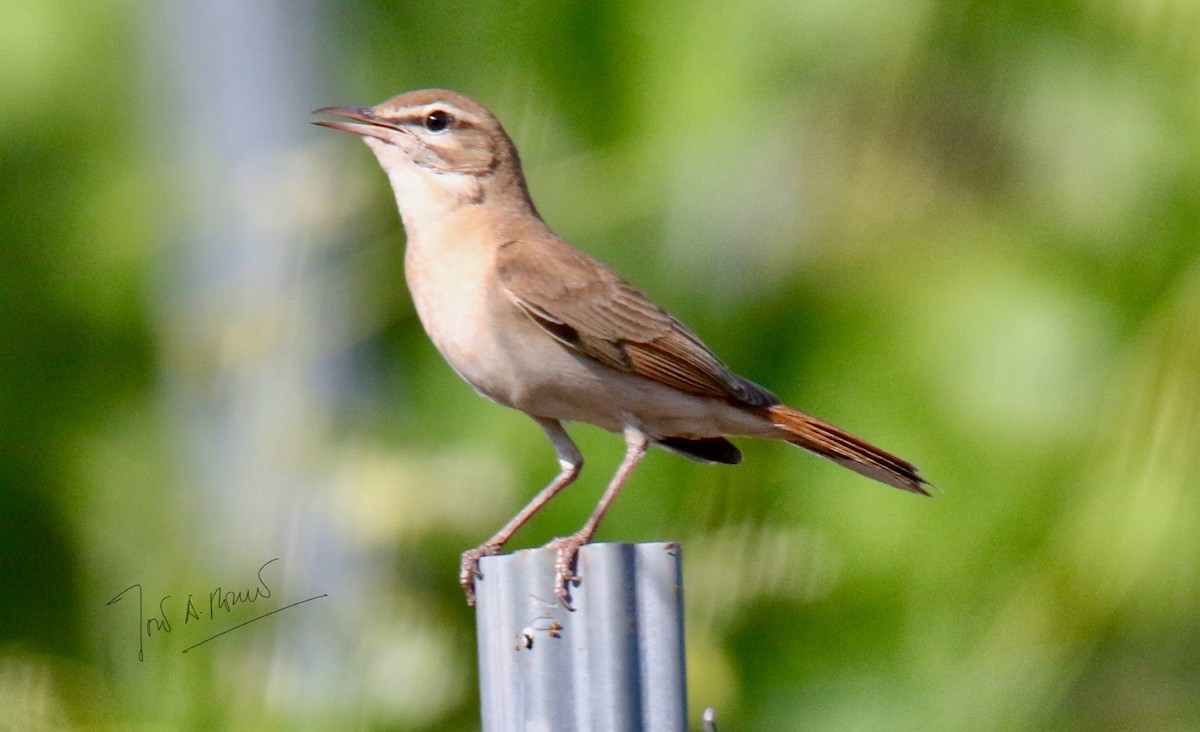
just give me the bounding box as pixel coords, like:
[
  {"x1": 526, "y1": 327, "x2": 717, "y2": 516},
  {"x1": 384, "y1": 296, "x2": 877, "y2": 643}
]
[{"x1": 313, "y1": 89, "x2": 929, "y2": 609}]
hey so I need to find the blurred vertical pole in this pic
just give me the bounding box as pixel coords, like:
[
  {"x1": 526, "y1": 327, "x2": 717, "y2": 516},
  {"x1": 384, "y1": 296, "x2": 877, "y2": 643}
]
[
  {"x1": 475, "y1": 542, "x2": 688, "y2": 731},
  {"x1": 144, "y1": 0, "x2": 374, "y2": 717}
]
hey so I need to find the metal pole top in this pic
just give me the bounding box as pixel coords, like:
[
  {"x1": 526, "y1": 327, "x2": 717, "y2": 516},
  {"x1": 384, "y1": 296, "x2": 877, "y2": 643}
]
[{"x1": 474, "y1": 542, "x2": 688, "y2": 732}]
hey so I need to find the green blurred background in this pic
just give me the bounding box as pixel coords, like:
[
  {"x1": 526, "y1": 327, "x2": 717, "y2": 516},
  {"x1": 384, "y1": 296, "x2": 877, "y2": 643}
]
[{"x1": 2, "y1": 0, "x2": 1198, "y2": 729}]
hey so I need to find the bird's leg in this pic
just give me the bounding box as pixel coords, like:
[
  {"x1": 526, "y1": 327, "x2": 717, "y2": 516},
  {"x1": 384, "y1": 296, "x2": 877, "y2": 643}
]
[
  {"x1": 460, "y1": 418, "x2": 582, "y2": 606},
  {"x1": 548, "y1": 424, "x2": 649, "y2": 610}
]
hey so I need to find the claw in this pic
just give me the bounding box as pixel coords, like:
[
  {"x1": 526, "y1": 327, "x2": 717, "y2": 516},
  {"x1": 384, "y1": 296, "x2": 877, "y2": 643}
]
[
  {"x1": 547, "y1": 535, "x2": 586, "y2": 610},
  {"x1": 460, "y1": 543, "x2": 502, "y2": 606}
]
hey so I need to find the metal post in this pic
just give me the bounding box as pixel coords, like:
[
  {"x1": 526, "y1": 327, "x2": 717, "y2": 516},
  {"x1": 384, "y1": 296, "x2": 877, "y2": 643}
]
[{"x1": 475, "y1": 542, "x2": 687, "y2": 731}]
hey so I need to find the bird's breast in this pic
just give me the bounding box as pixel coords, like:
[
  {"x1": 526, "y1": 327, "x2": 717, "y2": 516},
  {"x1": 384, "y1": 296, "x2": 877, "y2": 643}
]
[{"x1": 403, "y1": 224, "x2": 519, "y2": 404}]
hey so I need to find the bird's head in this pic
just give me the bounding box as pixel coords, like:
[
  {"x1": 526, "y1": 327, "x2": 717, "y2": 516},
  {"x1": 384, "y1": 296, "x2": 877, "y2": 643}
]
[{"x1": 314, "y1": 89, "x2": 533, "y2": 215}]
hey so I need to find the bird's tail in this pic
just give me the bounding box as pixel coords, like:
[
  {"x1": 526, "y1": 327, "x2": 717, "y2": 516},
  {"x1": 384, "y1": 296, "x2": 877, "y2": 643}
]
[{"x1": 766, "y1": 404, "x2": 930, "y2": 495}]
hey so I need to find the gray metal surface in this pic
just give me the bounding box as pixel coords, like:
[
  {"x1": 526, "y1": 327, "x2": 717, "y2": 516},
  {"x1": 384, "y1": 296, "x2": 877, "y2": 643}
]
[{"x1": 475, "y1": 542, "x2": 687, "y2": 732}]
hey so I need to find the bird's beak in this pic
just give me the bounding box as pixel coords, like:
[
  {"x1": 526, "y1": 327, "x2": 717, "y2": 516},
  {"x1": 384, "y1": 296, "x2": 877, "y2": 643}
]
[{"x1": 311, "y1": 106, "x2": 400, "y2": 141}]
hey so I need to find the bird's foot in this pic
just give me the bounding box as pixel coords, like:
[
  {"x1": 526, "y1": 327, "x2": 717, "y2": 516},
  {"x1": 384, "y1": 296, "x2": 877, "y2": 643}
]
[
  {"x1": 460, "y1": 542, "x2": 503, "y2": 606},
  {"x1": 546, "y1": 533, "x2": 587, "y2": 611}
]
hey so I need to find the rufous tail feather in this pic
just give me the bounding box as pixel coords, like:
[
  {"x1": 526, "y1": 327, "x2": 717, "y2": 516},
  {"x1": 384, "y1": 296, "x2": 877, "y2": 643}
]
[{"x1": 766, "y1": 404, "x2": 930, "y2": 495}]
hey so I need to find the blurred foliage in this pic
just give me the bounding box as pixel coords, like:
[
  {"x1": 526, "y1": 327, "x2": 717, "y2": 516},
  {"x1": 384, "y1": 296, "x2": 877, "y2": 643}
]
[{"x1": 2, "y1": 0, "x2": 1199, "y2": 729}]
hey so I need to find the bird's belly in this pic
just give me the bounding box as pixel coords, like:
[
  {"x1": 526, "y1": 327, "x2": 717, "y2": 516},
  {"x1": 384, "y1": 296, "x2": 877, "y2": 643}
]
[{"x1": 411, "y1": 295, "x2": 520, "y2": 407}]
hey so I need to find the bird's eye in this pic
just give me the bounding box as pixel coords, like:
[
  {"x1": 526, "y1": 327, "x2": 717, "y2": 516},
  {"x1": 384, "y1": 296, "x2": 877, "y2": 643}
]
[{"x1": 424, "y1": 110, "x2": 452, "y2": 132}]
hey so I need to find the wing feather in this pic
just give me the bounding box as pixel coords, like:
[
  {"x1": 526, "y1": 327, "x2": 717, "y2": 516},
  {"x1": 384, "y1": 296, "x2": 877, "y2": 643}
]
[{"x1": 496, "y1": 238, "x2": 777, "y2": 407}]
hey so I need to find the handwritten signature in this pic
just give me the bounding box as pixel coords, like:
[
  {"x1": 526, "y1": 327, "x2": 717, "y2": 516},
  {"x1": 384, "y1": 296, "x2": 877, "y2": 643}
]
[{"x1": 107, "y1": 558, "x2": 327, "y2": 661}]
